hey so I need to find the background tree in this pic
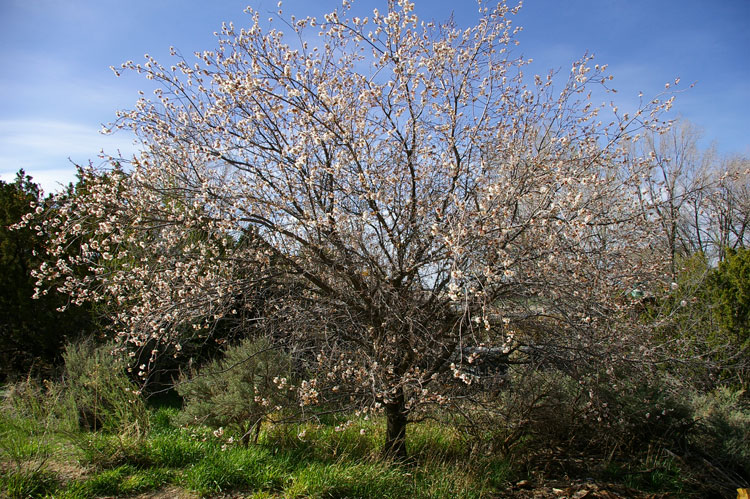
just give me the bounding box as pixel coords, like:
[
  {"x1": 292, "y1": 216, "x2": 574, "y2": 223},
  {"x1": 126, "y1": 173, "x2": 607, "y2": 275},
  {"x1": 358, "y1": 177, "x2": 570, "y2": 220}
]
[
  {"x1": 0, "y1": 171, "x2": 93, "y2": 380},
  {"x1": 28, "y1": 0, "x2": 679, "y2": 457},
  {"x1": 631, "y1": 119, "x2": 716, "y2": 276},
  {"x1": 706, "y1": 157, "x2": 750, "y2": 261},
  {"x1": 631, "y1": 117, "x2": 750, "y2": 268},
  {"x1": 704, "y1": 247, "x2": 750, "y2": 383}
]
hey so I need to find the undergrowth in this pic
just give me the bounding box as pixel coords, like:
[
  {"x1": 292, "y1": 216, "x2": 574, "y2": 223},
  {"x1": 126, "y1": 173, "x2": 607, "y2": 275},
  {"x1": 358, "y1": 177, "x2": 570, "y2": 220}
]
[{"x1": 1, "y1": 345, "x2": 748, "y2": 498}]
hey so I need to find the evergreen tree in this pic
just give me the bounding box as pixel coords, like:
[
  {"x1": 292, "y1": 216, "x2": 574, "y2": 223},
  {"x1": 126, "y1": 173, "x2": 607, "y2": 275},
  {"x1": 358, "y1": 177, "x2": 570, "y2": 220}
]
[{"x1": 0, "y1": 171, "x2": 93, "y2": 380}]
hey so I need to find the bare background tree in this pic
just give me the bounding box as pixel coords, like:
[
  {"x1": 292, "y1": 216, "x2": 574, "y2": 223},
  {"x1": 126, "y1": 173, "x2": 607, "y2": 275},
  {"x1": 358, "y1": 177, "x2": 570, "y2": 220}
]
[{"x1": 633, "y1": 118, "x2": 750, "y2": 269}]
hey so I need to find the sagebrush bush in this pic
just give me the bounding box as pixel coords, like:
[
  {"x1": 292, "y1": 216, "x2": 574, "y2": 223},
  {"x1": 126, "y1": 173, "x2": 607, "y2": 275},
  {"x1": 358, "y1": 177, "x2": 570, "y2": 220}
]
[
  {"x1": 454, "y1": 365, "x2": 697, "y2": 460},
  {"x1": 593, "y1": 374, "x2": 694, "y2": 451},
  {"x1": 690, "y1": 387, "x2": 750, "y2": 477},
  {"x1": 59, "y1": 339, "x2": 149, "y2": 435},
  {"x1": 177, "y1": 337, "x2": 293, "y2": 445},
  {"x1": 453, "y1": 367, "x2": 587, "y2": 455}
]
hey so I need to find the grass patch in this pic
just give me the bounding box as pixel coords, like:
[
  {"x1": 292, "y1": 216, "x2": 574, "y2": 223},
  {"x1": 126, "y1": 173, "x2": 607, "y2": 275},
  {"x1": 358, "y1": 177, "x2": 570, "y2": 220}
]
[
  {"x1": 0, "y1": 394, "x2": 61, "y2": 467},
  {"x1": 183, "y1": 446, "x2": 286, "y2": 496},
  {"x1": 0, "y1": 468, "x2": 60, "y2": 498},
  {"x1": 146, "y1": 431, "x2": 216, "y2": 468},
  {"x1": 0, "y1": 425, "x2": 52, "y2": 464},
  {"x1": 55, "y1": 465, "x2": 174, "y2": 498},
  {"x1": 408, "y1": 419, "x2": 467, "y2": 461},
  {"x1": 604, "y1": 456, "x2": 685, "y2": 494},
  {"x1": 69, "y1": 431, "x2": 150, "y2": 469},
  {"x1": 283, "y1": 460, "x2": 407, "y2": 498},
  {"x1": 413, "y1": 459, "x2": 499, "y2": 499},
  {"x1": 0, "y1": 406, "x2": 684, "y2": 498},
  {"x1": 150, "y1": 406, "x2": 180, "y2": 433}
]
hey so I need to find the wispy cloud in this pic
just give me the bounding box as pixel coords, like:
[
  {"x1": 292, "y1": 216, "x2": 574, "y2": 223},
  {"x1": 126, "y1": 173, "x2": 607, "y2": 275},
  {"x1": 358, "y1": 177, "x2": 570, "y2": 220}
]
[{"x1": 0, "y1": 120, "x2": 139, "y2": 193}]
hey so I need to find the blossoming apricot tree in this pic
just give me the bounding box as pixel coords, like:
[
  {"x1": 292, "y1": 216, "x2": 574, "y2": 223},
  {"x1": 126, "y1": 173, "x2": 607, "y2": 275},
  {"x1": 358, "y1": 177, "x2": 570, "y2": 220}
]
[{"x1": 28, "y1": 0, "x2": 679, "y2": 456}]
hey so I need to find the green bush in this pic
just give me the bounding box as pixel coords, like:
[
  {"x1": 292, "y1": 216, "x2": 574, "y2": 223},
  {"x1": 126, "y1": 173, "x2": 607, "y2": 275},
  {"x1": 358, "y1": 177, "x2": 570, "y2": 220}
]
[
  {"x1": 703, "y1": 249, "x2": 750, "y2": 384},
  {"x1": 59, "y1": 339, "x2": 149, "y2": 435},
  {"x1": 177, "y1": 337, "x2": 293, "y2": 446},
  {"x1": 0, "y1": 340, "x2": 151, "y2": 474},
  {"x1": 646, "y1": 251, "x2": 749, "y2": 387},
  {"x1": 690, "y1": 386, "x2": 750, "y2": 478}
]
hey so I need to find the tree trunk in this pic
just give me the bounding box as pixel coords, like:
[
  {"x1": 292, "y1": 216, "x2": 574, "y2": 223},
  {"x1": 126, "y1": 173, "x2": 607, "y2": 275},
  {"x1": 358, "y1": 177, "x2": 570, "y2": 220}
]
[{"x1": 383, "y1": 386, "x2": 408, "y2": 459}]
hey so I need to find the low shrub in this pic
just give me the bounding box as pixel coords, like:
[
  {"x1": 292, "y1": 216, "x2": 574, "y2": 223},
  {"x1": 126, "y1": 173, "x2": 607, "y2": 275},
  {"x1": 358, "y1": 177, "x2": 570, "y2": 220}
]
[
  {"x1": 177, "y1": 337, "x2": 293, "y2": 446},
  {"x1": 592, "y1": 373, "x2": 694, "y2": 452},
  {"x1": 59, "y1": 339, "x2": 149, "y2": 435},
  {"x1": 689, "y1": 386, "x2": 750, "y2": 483},
  {"x1": 452, "y1": 367, "x2": 588, "y2": 456}
]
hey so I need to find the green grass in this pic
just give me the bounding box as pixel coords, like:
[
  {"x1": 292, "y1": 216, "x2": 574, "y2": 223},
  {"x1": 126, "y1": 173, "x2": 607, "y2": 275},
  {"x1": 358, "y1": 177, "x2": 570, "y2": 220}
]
[
  {"x1": 603, "y1": 456, "x2": 685, "y2": 495},
  {"x1": 0, "y1": 469, "x2": 60, "y2": 498},
  {"x1": 283, "y1": 460, "x2": 405, "y2": 498},
  {"x1": 0, "y1": 406, "x2": 57, "y2": 465},
  {"x1": 184, "y1": 446, "x2": 286, "y2": 495},
  {"x1": 75, "y1": 465, "x2": 173, "y2": 496},
  {"x1": 146, "y1": 431, "x2": 215, "y2": 468},
  {"x1": 0, "y1": 401, "x2": 701, "y2": 499}
]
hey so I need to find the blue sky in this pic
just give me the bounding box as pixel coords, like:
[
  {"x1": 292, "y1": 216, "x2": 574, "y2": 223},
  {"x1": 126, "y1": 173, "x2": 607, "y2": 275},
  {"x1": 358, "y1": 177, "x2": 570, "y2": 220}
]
[{"x1": 1, "y1": 0, "x2": 748, "y2": 193}]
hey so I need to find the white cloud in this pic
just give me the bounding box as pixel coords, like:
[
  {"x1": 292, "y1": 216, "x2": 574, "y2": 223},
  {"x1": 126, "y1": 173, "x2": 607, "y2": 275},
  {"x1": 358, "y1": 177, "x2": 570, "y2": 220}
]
[{"x1": 0, "y1": 120, "x2": 140, "y2": 194}]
